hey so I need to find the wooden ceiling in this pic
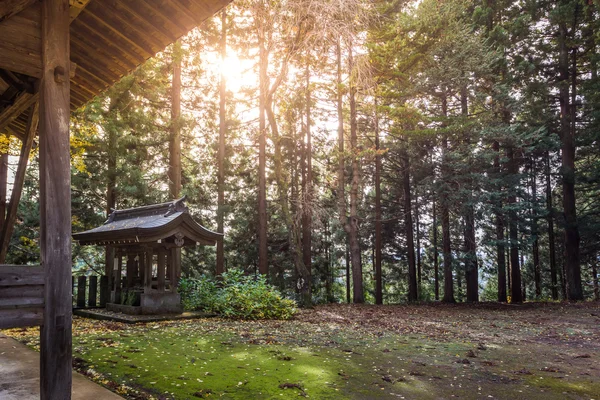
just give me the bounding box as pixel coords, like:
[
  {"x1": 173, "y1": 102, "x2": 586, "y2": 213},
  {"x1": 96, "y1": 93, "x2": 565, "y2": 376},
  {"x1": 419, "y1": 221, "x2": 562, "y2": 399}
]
[{"x1": 0, "y1": 0, "x2": 231, "y2": 140}]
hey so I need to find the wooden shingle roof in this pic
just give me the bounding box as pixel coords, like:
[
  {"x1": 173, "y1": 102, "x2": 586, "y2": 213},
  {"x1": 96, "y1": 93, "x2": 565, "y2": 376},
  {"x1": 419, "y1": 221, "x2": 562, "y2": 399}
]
[
  {"x1": 73, "y1": 197, "x2": 223, "y2": 246},
  {"x1": 0, "y1": 0, "x2": 231, "y2": 140}
]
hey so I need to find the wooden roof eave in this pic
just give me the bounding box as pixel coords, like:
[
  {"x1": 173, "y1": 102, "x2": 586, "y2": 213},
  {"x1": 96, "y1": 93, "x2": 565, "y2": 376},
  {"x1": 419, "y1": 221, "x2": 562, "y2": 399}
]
[
  {"x1": 0, "y1": 0, "x2": 233, "y2": 139},
  {"x1": 73, "y1": 213, "x2": 223, "y2": 246}
]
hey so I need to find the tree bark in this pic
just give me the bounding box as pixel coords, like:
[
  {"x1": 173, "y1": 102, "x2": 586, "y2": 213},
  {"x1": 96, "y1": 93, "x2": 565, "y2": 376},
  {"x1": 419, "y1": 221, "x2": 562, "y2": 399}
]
[
  {"x1": 216, "y1": 10, "x2": 227, "y2": 276},
  {"x1": 440, "y1": 94, "x2": 455, "y2": 303},
  {"x1": 507, "y1": 146, "x2": 522, "y2": 303},
  {"x1": 0, "y1": 149, "x2": 7, "y2": 232},
  {"x1": 558, "y1": 19, "x2": 582, "y2": 300},
  {"x1": 301, "y1": 62, "x2": 312, "y2": 306},
  {"x1": 403, "y1": 146, "x2": 418, "y2": 302},
  {"x1": 531, "y1": 160, "x2": 541, "y2": 298},
  {"x1": 257, "y1": 9, "x2": 268, "y2": 275},
  {"x1": 433, "y1": 201, "x2": 439, "y2": 301},
  {"x1": 374, "y1": 100, "x2": 383, "y2": 304},
  {"x1": 0, "y1": 102, "x2": 38, "y2": 264},
  {"x1": 169, "y1": 40, "x2": 182, "y2": 199},
  {"x1": 494, "y1": 140, "x2": 507, "y2": 302},
  {"x1": 545, "y1": 151, "x2": 559, "y2": 300},
  {"x1": 461, "y1": 86, "x2": 478, "y2": 302},
  {"x1": 346, "y1": 44, "x2": 363, "y2": 303}
]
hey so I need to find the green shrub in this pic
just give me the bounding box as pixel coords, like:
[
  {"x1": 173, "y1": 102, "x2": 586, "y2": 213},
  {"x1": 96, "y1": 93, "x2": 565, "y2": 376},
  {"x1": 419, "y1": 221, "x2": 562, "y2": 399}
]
[
  {"x1": 179, "y1": 269, "x2": 297, "y2": 320},
  {"x1": 178, "y1": 276, "x2": 218, "y2": 312}
]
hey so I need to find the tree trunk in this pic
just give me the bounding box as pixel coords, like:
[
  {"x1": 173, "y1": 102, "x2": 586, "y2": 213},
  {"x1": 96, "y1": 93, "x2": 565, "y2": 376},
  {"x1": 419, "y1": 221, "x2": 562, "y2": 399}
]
[
  {"x1": 257, "y1": 12, "x2": 268, "y2": 275},
  {"x1": 374, "y1": 100, "x2": 383, "y2": 305},
  {"x1": 346, "y1": 44, "x2": 363, "y2": 303},
  {"x1": 0, "y1": 102, "x2": 38, "y2": 264},
  {"x1": 433, "y1": 201, "x2": 439, "y2": 301},
  {"x1": 401, "y1": 142, "x2": 419, "y2": 301},
  {"x1": 216, "y1": 10, "x2": 227, "y2": 276},
  {"x1": 0, "y1": 149, "x2": 7, "y2": 231},
  {"x1": 593, "y1": 256, "x2": 599, "y2": 301},
  {"x1": 415, "y1": 190, "x2": 422, "y2": 286},
  {"x1": 403, "y1": 146, "x2": 417, "y2": 302},
  {"x1": 531, "y1": 160, "x2": 541, "y2": 298},
  {"x1": 461, "y1": 85, "x2": 478, "y2": 302},
  {"x1": 558, "y1": 20, "x2": 582, "y2": 300},
  {"x1": 169, "y1": 40, "x2": 182, "y2": 200},
  {"x1": 545, "y1": 151, "x2": 559, "y2": 300},
  {"x1": 301, "y1": 62, "x2": 312, "y2": 307},
  {"x1": 507, "y1": 146, "x2": 522, "y2": 303},
  {"x1": 494, "y1": 140, "x2": 507, "y2": 302},
  {"x1": 440, "y1": 94, "x2": 455, "y2": 303},
  {"x1": 346, "y1": 241, "x2": 350, "y2": 304}
]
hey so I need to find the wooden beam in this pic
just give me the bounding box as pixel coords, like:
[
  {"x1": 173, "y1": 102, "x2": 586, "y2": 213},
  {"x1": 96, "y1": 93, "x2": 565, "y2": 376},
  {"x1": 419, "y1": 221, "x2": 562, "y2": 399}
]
[
  {"x1": 0, "y1": 91, "x2": 38, "y2": 133},
  {"x1": 39, "y1": 0, "x2": 72, "y2": 398},
  {"x1": 68, "y1": 0, "x2": 90, "y2": 22},
  {"x1": 0, "y1": 0, "x2": 37, "y2": 23},
  {"x1": 0, "y1": 101, "x2": 38, "y2": 263}
]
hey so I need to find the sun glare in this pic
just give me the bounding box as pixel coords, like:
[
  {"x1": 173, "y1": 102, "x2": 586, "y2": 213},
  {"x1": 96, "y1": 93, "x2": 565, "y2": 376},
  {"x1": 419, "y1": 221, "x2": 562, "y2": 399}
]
[{"x1": 218, "y1": 54, "x2": 252, "y2": 94}]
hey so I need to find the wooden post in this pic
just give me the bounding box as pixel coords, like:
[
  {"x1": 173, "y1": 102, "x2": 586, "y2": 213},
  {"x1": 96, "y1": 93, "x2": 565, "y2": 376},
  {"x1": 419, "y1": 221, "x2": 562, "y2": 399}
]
[
  {"x1": 157, "y1": 249, "x2": 166, "y2": 292},
  {"x1": 126, "y1": 254, "x2": 135, "y2": 288},
  {"x1": 115, "y1": 255, "x2": 122, "y2": 303},
  {"x1": 76, "y1": 276, "x2": 86, "y2": 308},
  {"x1": 105, "y1": 245, "x2": 114, "y2": 276},
  {"x1": 170, "y1": 248, "x2": 177, "y2": 292},
  {"x1": 88, "y1": 275, "x2": 97, "y2": 307},
  {"x1": 99, "y1": 275, "x2": 108, "y2": 307},
  {"x1": 39, "y1": 2, "x2": 72, "y2": 397},
  {"x1": 144, "y1": 249, "x2": 153, "y2": 294},
  {"x1": 139, "y1": 251, "x2": 145, "y2": 285}
]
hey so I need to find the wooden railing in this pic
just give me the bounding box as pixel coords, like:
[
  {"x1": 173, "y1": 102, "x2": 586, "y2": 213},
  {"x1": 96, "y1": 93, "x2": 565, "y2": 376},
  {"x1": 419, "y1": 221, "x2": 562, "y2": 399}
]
[{"x1": 0, "y1": 265, "x2": 44, "y2": 329}]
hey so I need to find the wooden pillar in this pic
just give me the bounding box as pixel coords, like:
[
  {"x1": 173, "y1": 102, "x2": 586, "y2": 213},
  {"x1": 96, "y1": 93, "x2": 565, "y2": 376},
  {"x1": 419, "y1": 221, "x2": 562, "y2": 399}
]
[
  {"x1": 105, "y1": 245, "x2": 114, "y2": 276},
  {"x1": 157, "y1": 249, "x2": 166, "y2": 292},
  {"x1": 139, "y1": 251, "x2": 145, "y2": 284},
  {"x1": 144, "y1": 248, "x2": 153, "y2": 294},
  {"x1": 126, "y1": 254, "x2": 135, "y2": 288},
  {"x1": 170, "y1": 248, "x2": 177, "y2": 292},
  {"x1": 39, "y1": 1, "x2": 72, "y2": 398},
  {"x1": 115, "y1": 255, "x2": 122, "y2": 303},
  {"x1": 76, "y1": 276, "x2": 86, "y2": 308},
  {"x1": 88, "y1": 275, "x2": 97, "y2": 307},
  {"x1": 99, "y1": 275, "x2": 108, "y2": 307}
]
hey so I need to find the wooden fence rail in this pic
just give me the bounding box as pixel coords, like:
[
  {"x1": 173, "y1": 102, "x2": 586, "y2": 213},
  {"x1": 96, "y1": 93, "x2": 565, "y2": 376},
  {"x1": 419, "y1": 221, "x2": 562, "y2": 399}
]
[{"x1": 0, "y1": 264, "x2": 44, "y2": 329}]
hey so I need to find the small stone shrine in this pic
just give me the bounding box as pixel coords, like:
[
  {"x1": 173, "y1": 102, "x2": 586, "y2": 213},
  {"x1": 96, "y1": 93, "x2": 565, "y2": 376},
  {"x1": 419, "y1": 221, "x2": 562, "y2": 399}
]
[{"x1": 73, "y1": 197, "x2": 222, "y2": 314}]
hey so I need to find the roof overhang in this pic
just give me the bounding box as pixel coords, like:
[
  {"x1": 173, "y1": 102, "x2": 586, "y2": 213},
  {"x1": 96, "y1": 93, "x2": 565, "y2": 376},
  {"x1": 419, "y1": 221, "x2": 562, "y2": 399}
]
[{"x1": 0, "y1": 0, "x2": 232, "y2": 139}]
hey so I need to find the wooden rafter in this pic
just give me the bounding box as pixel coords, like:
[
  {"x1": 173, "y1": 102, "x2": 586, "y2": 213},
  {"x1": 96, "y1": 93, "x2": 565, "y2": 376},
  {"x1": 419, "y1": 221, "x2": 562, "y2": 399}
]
[
  {"x1": 0, "y1": 0, "x2": 37, "y2": 23},
  {"x1": 0, "y1": 91, "x2": 38, "y2": 133}
]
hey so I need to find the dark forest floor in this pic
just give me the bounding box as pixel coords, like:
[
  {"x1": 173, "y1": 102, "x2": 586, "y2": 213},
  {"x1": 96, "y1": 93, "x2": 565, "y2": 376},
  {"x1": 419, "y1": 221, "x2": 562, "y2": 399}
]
[{"x1": 3, "y1": 302, "x2": 600, "y2": 399}]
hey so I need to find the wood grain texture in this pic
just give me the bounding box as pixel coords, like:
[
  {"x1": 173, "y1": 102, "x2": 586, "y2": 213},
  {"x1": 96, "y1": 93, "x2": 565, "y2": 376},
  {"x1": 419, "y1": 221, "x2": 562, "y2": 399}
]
[
  {"x1": 0, "y1": 0, "x2": 37, "y2": 23},
  {"x1": 39, "y1": 1, "x2": 72, "y2": 398},
  {"x1": 0, "y1": 265, "x2": 44, "y2": 329}
]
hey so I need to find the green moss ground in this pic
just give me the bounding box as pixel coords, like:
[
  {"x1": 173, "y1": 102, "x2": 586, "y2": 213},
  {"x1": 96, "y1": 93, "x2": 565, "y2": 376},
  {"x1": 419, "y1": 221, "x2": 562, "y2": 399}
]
[{"x1": 4, "y1": 303, "x2": 600, "y2": 399}]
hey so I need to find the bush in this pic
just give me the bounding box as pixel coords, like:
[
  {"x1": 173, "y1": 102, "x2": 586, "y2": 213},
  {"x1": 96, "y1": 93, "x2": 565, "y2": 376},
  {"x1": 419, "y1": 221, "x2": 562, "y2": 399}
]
[
  {"x1": 178, "y1": 276, "x2": 218, "y2": 312},
  {"x1": 179, "y1": 269, "x2": 297, "y2": 320}
]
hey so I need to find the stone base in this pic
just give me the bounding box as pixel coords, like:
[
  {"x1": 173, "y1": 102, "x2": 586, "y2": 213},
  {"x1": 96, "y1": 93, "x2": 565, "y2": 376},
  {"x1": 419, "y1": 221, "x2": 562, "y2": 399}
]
[
  {"x1": 140, "y1": 293, "x2": 182, "y2": 314},
  {"x1": 106, "y1": 293, "x2": 182, "y2": 315},
  {"x1": 106, "y1": 303, "x2": 142, "y2": 315}
]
